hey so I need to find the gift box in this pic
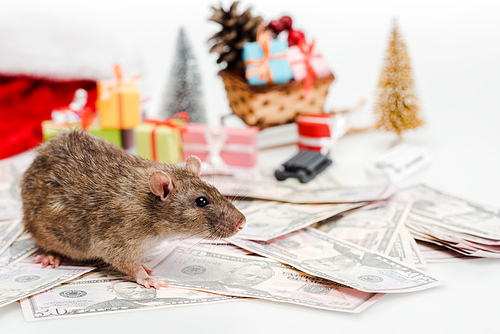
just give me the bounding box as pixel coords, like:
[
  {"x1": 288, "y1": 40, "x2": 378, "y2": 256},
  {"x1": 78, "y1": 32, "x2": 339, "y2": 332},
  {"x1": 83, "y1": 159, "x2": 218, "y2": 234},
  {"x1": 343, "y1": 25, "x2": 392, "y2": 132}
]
[
  {"x1": 242, "y1": 32, "x2": 293, "y2": 86},
  {"x1": 181, "y1": 124, "x2": 258, "y2": 167},
  {"x1": 97, "y1": 65, "x2": 141, "y2": 129},
  {"x1": 296, "y1": 114, "x2": 335, "y2": 153},
  {"x1": 134, "y1": 122, "x2": 183, "y2": 164},
  {"x1": 41, "y1": 121, "x2": 122, "y2": 147},
  {"x1": 287, "y1": 40, "x2": 331, "y2": 82}
]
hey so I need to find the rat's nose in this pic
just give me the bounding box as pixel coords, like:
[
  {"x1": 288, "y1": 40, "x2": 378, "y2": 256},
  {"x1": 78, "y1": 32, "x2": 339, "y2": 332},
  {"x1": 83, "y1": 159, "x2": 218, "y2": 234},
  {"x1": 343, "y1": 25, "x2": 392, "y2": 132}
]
[{"x1": 236, "y1": 218, "x2": 246, "y2": 231}]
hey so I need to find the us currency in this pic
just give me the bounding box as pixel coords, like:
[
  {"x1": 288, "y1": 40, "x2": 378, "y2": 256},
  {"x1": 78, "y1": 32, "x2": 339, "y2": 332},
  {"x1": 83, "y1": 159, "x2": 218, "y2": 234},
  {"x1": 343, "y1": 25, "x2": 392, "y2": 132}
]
[
  {"x1": 0, "y1": 219, "x2": 24, "y2": 256},
  {"x1": 406, "y1": 217, "x2": 500, "y2": 258},
  {"x1": 416, "y1": 240, "x2": 473, "y2": 262},
  {"x1": 236, "y1": 200, "x2": 366, "y2": 241},
  {"x1": 387, "y1": 227, "x2": 426, "y2": 268},
  {"x1": 231, "y1": 228, "x2": 442, "y2": 293},
  {"x1": 314, "y1": 200, "x2": 411, "y2": 254},
  {"x1": 21, "y1": 272, "x2": 238, "y2": 321},
  {"x1": 0, "y1": 198, "x2": 22, "y2": 221},
  {"x1": 204, "y1": 170, "x2": 395, "y2": 204},
  {"x1": 0, "y1": 261, "x2": 94, "y2": 308},
  {"x1": 0, "y1": 233, "x2": 38, "y2": 267},
  {"x1": 397, "y1": 184, "x2": 500, "y2": 241},
  {"x1": 148, "y1": 244, "x2": 383, "y2": 313}
]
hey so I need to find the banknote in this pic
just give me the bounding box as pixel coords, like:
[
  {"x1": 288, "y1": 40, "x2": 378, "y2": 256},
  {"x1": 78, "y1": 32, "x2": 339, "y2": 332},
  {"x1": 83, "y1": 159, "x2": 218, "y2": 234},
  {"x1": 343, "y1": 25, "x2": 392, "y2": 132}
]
[
  {"x1": 397, "y1": 184, "x2": 500, "y2": 240},
  {"x1": 0, "y1": 261, "x2": 94, "y2": 308},
  {"x1": 387, "y1": 227, "x2": 426, "y2": 268},
  {"x1": 235, "y1": 200, "x2": 366, "y2": 241},
  {"x1": 21, "y1": 272, "x2": 238, "y2": 321},
  {"x1": 406, "y1": 217, "x2": 500, "y2": 258},
  {"x1": 204, "y1": 170, "x2": 395, "y2": 204},
  {"x1": 0, "y1": 198, "x2": 22, "y2": 221},
  {"x1": 231, "y1": 228, "x2": 442, "y2": 293},
  {"x1": 416, "y1": 240, "x2": 474, "y2": 262},
  {"x1": 148, "y1": 244, "x2": 383, "y2": 313},
  {"x1": 314, "y1": 200, "x2": 411, "y2": 254},
  {"x1": 0, "y1": 233, "x2": 38, "y2": 267},
  {"x1": 0, "y1": 219, "x2": 24, "y2": 256}
]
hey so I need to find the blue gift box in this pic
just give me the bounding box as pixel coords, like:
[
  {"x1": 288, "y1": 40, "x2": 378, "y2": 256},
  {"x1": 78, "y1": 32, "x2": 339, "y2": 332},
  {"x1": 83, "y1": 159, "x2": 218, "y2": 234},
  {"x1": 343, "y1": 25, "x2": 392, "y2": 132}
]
[{"x1": 242, "y1": 39, "x2": 293, "y2": 86}]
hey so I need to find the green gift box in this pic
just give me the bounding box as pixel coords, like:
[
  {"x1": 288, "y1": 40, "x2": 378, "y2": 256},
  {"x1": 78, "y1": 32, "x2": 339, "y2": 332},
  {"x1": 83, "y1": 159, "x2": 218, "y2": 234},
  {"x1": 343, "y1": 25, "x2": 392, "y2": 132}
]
[
  {"x1": 134, "y1": 122, "x2": 182, "y2": 163},
  {"x1": 41, "y1": 120, "x2": 122, "y2": 147}
]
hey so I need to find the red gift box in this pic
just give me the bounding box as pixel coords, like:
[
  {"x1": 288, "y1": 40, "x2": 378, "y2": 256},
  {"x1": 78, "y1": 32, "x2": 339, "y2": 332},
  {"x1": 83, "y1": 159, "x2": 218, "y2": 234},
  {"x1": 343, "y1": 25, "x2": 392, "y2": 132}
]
[
  {"x1": 296, "y1": 114, "x2": 335, "y2": 153},
  {"x1": 181, "y1": 124, "x2": 258, "y2": 168}
]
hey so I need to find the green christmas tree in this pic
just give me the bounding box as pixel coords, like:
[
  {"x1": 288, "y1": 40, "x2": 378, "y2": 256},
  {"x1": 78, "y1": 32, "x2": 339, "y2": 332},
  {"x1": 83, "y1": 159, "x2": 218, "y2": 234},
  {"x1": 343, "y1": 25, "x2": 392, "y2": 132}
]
[
  {"x1": 374, "y1": 20, "x2": 423, "y2": 137},
  {"x1": 159, "y1": 27, "x2": 207, "y2": 123}
]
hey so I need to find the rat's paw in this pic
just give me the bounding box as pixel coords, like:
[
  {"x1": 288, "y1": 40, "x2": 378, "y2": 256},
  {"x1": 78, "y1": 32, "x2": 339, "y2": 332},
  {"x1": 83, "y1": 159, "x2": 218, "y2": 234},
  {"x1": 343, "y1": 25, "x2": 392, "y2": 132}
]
[
  {"x1": 141, "y1": 265, "x2": 153, "y2": 275},
  {"x1": 136, "y1": 277, "x2": 168, "y2": 290},
  {"x1": 33, "y1": 253, "x2": 62, "y2": 268}
]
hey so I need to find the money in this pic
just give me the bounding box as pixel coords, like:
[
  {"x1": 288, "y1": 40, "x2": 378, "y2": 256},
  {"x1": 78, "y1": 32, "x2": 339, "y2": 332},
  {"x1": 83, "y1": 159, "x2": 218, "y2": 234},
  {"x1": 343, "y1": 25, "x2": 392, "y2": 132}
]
[
  {"x1": 0, "y1": 261, "x2": 94, "y2": 308},
  {"x1": 0, "y1": 219, "x2": 24, "y2": 256},
  {"x1": 204, "y1": 171, "x2": 395, "y2": 204},
  {"x1": 20, "y1": 272, "x2": 237, "y2": 321},
  {"x1": 236, "y1": 200, "x2": 366, "y2": 241},
  {"x1": 231, "y1": 228, "x2": 442, "y2": 293},
  {"x1": 314, "y1": 200, "x2": 411, "y2": 254},
  {"x1": 0, "y1": 199, "x2": 22, "y2": 221},
  {"x1": 148, "y1": 244, "x2": 383, "y2": 313},
  {"x1": 0, "y1": 233, "x2": 38, "y2": 267},
  {"x1": 397, "y1": 184, "x2": 500, "y2": 257}
]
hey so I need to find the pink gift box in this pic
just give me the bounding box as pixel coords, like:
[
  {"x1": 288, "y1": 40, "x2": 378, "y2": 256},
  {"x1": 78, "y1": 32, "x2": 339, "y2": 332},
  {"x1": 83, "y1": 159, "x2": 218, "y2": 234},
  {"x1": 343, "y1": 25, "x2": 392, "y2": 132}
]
[
  {"x1": 287, "y1": 43, "x2": 331, "y2": 82},
  {"x1": 181, "y1": 124, "x2": 258, "y2": 167}
]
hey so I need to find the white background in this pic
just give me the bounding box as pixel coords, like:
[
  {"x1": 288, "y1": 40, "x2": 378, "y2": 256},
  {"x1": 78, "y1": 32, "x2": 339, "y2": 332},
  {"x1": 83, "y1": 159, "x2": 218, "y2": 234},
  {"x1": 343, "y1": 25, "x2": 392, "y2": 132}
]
[{"x1": 1, "y1": 0, "x2": 500, "y2": 332}]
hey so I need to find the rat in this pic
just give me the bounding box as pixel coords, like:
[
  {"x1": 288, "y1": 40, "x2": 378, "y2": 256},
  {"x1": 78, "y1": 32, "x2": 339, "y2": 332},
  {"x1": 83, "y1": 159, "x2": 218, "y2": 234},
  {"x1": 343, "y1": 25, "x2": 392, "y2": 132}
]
[{"x1": 20, "y1": 130, "x2": 246, "y2": 289}]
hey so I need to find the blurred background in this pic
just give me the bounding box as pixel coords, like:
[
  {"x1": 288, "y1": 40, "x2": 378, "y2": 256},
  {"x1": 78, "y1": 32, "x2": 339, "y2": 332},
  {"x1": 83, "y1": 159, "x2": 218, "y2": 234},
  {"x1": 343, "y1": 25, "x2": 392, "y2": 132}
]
[{"x1": 1, "y1": 0, "x2": 499, "y2": 205}]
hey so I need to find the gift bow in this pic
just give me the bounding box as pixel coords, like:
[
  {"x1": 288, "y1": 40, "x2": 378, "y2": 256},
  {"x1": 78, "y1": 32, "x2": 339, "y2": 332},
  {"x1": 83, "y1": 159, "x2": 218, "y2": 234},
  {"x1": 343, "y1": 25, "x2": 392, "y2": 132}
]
[
  {"x1": 292, "y1": 39, "x2": 318, "y2": 98},
  {"x1": 244, "y1": 31, "x2": 287, "y2": 84},
  {"x1": 144, "y1": 112, "x2": 189, "y2": 162}
]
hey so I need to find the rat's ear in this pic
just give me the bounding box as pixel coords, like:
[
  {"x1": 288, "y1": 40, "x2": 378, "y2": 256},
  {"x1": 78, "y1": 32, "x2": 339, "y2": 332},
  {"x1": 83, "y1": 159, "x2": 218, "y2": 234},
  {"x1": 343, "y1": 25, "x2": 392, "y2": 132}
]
[
  {"x1": 185, "y1": 155, "x2": 202, "y2": 177},
  {"x1": 149, "y1": 171, "x2": 174, "y2": 202}
]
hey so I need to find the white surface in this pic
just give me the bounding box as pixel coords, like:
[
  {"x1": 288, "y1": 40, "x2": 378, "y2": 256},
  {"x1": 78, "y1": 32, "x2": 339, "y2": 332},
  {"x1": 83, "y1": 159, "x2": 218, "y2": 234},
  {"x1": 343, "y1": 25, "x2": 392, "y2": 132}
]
[{"x1": 2, "y1": 0, "x2": 500, "y2": 332}]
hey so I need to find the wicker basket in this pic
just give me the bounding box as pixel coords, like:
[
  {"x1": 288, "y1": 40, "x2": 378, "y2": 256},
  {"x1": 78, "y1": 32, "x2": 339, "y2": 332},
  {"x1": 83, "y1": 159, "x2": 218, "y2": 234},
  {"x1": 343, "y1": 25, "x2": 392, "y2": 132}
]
[{"x1": 219, "y1": 70, "x2": 335, "y2": 129}]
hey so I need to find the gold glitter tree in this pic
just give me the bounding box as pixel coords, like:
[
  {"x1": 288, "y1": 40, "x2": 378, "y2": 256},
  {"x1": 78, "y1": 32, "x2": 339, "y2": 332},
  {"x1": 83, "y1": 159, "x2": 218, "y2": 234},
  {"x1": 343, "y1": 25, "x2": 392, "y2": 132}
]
[{"x1": 374, "y1": 21, "x2": 423, "y2": 137}]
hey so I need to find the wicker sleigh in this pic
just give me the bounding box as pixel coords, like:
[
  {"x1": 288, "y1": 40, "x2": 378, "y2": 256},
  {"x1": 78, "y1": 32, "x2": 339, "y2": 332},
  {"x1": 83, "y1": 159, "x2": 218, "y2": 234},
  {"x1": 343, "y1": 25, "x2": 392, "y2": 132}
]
[{"x1": 219, "y1": 70, "x2": 335, "y2": 129}]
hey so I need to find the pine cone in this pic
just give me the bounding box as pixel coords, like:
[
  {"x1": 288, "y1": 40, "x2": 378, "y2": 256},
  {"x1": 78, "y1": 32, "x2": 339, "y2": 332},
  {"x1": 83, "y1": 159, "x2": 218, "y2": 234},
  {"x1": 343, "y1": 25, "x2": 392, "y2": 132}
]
[{"x1": 208, "y1": 1, "x2": 263, "y2": 74}]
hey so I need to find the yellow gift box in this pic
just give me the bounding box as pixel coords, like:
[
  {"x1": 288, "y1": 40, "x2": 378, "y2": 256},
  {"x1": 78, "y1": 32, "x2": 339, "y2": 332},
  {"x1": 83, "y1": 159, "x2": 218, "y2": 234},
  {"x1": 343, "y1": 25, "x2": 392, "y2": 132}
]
[{"x1": 97, "y1": 65, "x2": 141, "y2": 130}]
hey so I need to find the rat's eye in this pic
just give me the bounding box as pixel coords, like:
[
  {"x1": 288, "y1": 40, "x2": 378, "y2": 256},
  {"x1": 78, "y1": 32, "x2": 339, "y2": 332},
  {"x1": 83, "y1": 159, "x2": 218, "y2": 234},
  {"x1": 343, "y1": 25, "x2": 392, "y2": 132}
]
[{"x1": 195, "y1": 196, "x2": 209, "y2": 207}]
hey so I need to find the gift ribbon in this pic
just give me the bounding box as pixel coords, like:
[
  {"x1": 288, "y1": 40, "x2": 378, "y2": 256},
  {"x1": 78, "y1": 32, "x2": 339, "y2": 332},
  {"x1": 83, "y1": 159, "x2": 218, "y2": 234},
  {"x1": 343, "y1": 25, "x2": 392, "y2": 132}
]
[
  {"x1": 182, "y1": 127, "x2": 256, "y2": 167},
  {"x1": 144, "y1": 112, "x2": 189, "y2": 162},
  {"x1": 244, "y1": 31, "x2": 287, "y2": 84},
  {"x1": 100, "y1": 64, "x2": 141, "y2": 129},
  {"x1": 292, "y1": 39, "x2": 318, "y2": 98}
]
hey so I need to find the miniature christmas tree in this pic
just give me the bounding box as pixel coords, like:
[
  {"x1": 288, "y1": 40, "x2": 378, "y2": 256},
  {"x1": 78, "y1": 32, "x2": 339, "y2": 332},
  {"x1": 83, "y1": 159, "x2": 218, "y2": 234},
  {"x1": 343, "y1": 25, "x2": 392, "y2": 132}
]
[
  {"x1": 374, "y1": 20, "x2": 423, "y2": 137},
  {"x1": 159, "y1": 27, "x2": 206, "y2": 123}
]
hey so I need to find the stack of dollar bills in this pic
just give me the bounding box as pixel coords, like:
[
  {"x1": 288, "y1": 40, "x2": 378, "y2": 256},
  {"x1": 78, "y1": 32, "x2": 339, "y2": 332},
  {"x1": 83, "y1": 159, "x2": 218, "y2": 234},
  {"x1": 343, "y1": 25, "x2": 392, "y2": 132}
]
[{"x1": 0, "y1": 168, "x2": 498, "y2": 321}]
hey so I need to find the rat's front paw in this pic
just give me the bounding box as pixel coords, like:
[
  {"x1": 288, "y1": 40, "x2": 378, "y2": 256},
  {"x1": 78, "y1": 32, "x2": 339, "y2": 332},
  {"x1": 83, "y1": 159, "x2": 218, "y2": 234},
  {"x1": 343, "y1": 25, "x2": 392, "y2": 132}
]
[
  {"x1": 33, "y1": 253, "x2": 62, "y2": 268},
  {"x1": 136, "y1": 277, "x2": 168, "y2": 290}
]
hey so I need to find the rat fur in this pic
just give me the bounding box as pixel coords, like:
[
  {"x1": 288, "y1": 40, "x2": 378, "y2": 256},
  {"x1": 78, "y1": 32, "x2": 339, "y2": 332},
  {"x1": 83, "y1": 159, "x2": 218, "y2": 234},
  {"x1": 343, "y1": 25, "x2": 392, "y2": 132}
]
[{"x1": 21, "y1": 130, "x2": 245, "y2": 288}]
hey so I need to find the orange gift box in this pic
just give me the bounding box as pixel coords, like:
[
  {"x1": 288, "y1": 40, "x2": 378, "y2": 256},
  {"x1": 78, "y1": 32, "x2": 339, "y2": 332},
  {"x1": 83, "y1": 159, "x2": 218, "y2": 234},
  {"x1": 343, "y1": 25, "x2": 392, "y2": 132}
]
[{"x1": 97, "y1": 65, "x2": 141, "y2": 129}]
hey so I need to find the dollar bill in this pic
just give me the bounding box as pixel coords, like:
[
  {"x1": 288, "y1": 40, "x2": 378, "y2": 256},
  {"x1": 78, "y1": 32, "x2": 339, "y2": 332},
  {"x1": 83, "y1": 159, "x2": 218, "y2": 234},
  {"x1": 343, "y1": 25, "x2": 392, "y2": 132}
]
[
  {"x1": 20, "y1": 272, "x2": 238, "y2": 321},
  {"x1": 416, "y1": 240, "x2": 474, "y2": 262},
  {"x1": 0, "y1": 261, "x2": 94, "y2": 308},
  {"x1": 231, "y1": 228, "x2": 442, "y2": 293},
  {"x1": 398, "y1": 184, "x2": 500, "y2": 240},
  {"x1": 314, "y1": 200, "x2": 411, "y2": 254},
  {"x1": 387, "y1": 227, "x2": 426, "y2": 268},
  {"x1": 236, "y1": 200, "x2": 366, "y2": 241},
  {"x1": 0, "y1": 233, "x2": 38, "y2": 267},
  {"x1": 204, "y1": 171, "x2": 395, "y2": 204},
  {"x1": 0, "y1": 219, "x2": 24, "y2": 256},
  {"x1": 0, "y1": 199, "x2": 22, "y2": 221},
  {"x1": 148, "y1": 244, "x2": 383, "y2": 313}
]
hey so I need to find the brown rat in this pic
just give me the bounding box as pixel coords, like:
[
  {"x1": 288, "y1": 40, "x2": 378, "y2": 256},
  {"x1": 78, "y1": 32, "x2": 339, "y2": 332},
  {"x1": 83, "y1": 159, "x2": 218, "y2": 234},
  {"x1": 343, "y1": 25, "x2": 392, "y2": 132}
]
[{"x1": 20, "y1": 130, "x2": 246, "y2": 289}]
